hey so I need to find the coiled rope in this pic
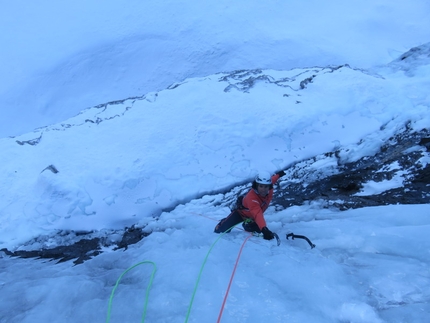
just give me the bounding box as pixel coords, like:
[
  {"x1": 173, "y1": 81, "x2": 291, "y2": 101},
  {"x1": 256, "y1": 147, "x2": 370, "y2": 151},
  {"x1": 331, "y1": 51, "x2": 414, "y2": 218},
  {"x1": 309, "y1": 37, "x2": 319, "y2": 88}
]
[{"x1": 106, "y1": 217, "x2": 266, "y2": 323}]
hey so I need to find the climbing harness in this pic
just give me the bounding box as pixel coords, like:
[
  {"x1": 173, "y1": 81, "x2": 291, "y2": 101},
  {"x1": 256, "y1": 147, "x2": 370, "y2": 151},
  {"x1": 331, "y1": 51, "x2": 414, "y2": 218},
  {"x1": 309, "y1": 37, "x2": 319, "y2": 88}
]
[{"x1": 286, "y1": 232, "x2": 316, "y2": 249}]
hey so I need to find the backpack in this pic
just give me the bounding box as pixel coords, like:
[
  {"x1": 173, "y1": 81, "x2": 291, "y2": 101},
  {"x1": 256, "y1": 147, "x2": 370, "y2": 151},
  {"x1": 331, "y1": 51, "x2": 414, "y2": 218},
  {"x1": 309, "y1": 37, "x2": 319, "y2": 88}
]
[{"x1": 236, "y1": 195, "x2": 246, "y2": 210}]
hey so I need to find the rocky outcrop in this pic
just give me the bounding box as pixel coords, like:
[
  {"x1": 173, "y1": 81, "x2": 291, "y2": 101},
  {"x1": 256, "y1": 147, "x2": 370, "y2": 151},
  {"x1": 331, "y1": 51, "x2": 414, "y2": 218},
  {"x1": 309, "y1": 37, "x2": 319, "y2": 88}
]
[
  {"x1": 3, "y1": 124, "x2": 429, "y2": 265},
  {"x1": 1, "y1": 225, "x2": 150, "y2": 265},
  {"x1": 273, "y1": 127, "x2": 430, "y2": 210}
]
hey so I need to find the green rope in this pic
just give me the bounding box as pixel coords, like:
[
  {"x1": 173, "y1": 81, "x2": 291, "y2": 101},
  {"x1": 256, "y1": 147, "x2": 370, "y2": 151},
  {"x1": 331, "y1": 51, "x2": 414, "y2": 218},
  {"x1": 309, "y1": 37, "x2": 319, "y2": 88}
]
[
  {"x1": 106, "y1": 261, "x2": 157, "y2": 323},
  {"x1": 184, "y1": 222, "x2": 243, "y2": 323}
]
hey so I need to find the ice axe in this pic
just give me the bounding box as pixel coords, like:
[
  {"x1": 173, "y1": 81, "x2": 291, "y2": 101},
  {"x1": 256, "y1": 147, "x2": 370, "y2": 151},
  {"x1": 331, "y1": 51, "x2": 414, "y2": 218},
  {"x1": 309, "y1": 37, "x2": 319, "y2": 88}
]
[{"x1": 286, "y1": 232, "x2": 315, "y2": 249}]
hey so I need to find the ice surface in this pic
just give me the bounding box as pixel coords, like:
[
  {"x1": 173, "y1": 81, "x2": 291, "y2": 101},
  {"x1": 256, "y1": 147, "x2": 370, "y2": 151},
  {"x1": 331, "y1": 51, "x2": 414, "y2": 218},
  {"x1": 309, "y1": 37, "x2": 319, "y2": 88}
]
[{"x1": 0, "y1": 1, "x2": 430, "y2": 322}]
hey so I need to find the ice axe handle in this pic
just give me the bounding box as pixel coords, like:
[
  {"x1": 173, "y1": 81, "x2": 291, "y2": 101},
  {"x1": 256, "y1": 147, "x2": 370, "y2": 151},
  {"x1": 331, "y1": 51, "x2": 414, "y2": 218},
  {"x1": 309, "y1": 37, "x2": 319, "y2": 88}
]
[
  {"x1": 286, "y1": 233, "x2": 316, "y2": 249},
  {"x1": 273, "y1": 233, "x2": 281, "y2": 246}
]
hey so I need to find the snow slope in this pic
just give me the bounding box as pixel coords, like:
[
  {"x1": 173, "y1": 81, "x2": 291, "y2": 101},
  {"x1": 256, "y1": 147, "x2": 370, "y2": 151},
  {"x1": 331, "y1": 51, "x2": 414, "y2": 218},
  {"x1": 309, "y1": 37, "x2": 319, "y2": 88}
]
[
  {"x1": 1, "y1": 0, "x2": 430, "y2": 137},
  {"x1": 0, "y1": 1, "x2": 430, "y2": 322},
  {"x1": 1, "y1": 54, "x2": 429, "y2": 322},
  {"x1": 2, "y1": 63, "x2": 429, "y2": 250}
]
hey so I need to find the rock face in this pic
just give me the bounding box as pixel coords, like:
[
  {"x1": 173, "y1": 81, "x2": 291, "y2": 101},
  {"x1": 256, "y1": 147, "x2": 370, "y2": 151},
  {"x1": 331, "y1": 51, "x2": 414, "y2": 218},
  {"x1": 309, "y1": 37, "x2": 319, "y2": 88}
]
[
  {"x1": 3, "y1": 42, "x2": 430, "y2": 265},
  {"x1": 219, "y1": 126, "x2": 430, "y2": 212},
  {"x1": 1, "y1": 238, "x2": 101, "y2": 265},
  {"x1": 272, "y1": 127, "x2": 430, "y2": 210},
  {"x1": 4, "y1": 126, "x2": 428, "y2": 264},
  {"x1": 1, "y1": 226, "x2": 150, "y2": 265}
]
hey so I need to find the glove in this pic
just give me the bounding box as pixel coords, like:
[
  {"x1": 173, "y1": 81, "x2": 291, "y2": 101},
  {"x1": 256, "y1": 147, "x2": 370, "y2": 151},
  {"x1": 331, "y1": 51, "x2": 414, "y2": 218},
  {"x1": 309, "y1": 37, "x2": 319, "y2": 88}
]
[
  {"x1": 261, "y1": 227, "x2": 274, "y2": 240},
  {"x1": 276, "y1": 170, "x2": 286, "y2": 177}
]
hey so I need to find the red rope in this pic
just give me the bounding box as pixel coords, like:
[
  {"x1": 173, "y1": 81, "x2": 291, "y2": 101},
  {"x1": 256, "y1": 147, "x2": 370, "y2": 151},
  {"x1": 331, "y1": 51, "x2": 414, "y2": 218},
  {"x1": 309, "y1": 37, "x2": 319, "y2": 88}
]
[
  {"x1": 216, "y1": 233, "x2": 252, "y2": 323},
  {"x1": 189, "y1": 211, "x2": 218, "y2": 222}
]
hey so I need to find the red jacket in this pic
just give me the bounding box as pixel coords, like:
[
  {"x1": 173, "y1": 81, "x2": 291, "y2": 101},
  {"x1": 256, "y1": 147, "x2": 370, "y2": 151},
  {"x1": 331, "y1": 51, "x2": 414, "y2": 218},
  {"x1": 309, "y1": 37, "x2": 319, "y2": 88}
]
[{"x1": 238, "y1": 174, "x2": 280, "y2": 229}]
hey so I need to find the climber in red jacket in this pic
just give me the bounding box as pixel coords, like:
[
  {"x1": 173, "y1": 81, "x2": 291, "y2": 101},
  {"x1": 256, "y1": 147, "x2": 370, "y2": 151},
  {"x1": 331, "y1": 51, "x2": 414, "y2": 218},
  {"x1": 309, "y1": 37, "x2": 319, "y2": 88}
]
[{"x1": 214, "y1": 170, "x2": 285, "y2": 240}]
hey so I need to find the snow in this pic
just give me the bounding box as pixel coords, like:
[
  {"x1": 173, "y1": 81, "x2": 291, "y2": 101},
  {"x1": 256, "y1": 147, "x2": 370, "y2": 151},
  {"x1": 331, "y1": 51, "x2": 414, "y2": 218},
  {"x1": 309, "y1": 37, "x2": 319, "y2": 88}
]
[
  {"x1": 1, "y1": 0, "x2": 430, "y2": 138},
  {"x1": 2, "y1": 204, "x2": 430, "y2": 322},
  {"x1": 354, "y1": 162, "x2": 407, "y2": 196},
  {"x1": 1, "y1": 1, "x2": 430, "y2": 322}
]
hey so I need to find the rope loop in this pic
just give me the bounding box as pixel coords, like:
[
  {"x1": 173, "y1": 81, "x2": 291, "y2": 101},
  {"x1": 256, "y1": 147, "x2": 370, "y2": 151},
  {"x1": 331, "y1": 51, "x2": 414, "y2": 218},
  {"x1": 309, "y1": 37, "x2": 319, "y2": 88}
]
[
  {"x1": 184, "y1": 221, "x2": 244, "y2": 323},
  {"x1": 106, "y1": 260, "x2": 157, "y2": 323}
]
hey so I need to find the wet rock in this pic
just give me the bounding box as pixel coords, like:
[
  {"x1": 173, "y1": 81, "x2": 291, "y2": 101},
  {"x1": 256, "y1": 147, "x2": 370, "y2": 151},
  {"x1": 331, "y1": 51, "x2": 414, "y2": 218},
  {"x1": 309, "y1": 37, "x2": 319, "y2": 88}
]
[
  {"x1": 272, "y1": 128, "x2": 430, "y2": 210},
  {"x1": 2, "y1": 227, "x2": 151, "y2": 265},
  {"x1": 114, "y1": 225, "x2": 151, "y2": 251},
  {"x1": 2, "y1": 238, "x2": 101, "y2": 265}
]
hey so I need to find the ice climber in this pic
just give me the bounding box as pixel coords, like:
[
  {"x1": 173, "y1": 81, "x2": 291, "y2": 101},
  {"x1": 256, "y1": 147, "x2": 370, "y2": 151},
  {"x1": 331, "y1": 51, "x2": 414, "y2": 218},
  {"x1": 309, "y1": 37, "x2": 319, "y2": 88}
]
[{"x1": 214, "y1": 170, "x2": 286, "y2": 240}]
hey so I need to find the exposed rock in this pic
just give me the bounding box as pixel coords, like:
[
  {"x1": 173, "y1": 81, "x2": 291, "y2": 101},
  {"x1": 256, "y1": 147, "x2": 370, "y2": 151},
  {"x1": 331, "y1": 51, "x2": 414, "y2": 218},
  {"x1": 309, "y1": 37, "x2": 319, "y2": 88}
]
[
  {"x1": 16, "y1": 133, "x2": 43, "y2": 146},
  {"x1": 2, "y1": 226, "x2": 150, "y2": 265},
  {"x1": 220, "y1": 127, "x2": 430, "y2": 212},
  {"x1": 114, "y1": 225, "x2": 151, "y2": 251},
  {"x1": 2, "y1": 238, "x2": 101, "y2": 265},
  {"x1": 272, "y1": 128, "x2": 430, "y2": 210},
  {"x1": 4, "y1": 126, "x2": 429, "y2": 265}
]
